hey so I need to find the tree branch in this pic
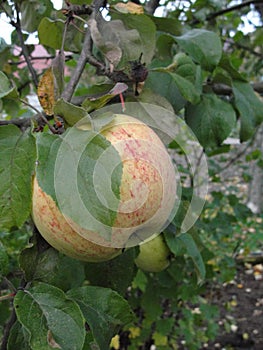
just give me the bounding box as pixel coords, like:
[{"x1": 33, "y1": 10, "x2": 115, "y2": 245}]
[
  {"x1": 192, "y1": 0, "x2": 263, "y2": 24},
  {"x1": 11, "y1": 4, "x2": 39, "y2": 88},
  {"x1": 145, "y1": 0, "x2": 161, "y2": 15},
  {"x1": 212, "y1": 81, "x2": 263, "y2": 95}
]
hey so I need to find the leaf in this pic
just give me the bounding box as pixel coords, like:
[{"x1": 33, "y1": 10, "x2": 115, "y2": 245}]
[
  {"x1": 177, "y1": 232, "x2": 206, "y2": 283},
  {"x1": 232, "y1": 81, "x2": 263, "y2": 141},
  {"x1": 88, "y1": 18, "x2": 123, "y2": 67},
  {"x1": 35, "y1": 132, "x2": 62, "y2": 201},
  {"x1": 111, "y1": 13, "x2": 156, "y2": 65},
  {"x1": 37, "y1": 68, "x2": 56, "y2": 116},
  {"x1": 0, "y1": 241, "x2": 9, "y2": 276},
  {"x1": 84, "y1": 248, "x2": 137, "y2": 295},
  {"x1": 20, "y1": 0, "x2": 54, "y2": 33},
  {"x1": 150, "y1": 16, "x2": 182, "y2": 36},
  {"x1": 169, "y1": 72, "x2": 201, "y2": 104},
  {"x1": 82, "y1": 83, "x2": 128, "y2": 113},
  {"x1": 67, "y1": 286, "x2": 134, "y2": 350},
  {"x1": 114, "y1": 2, "x2": 144, "y2": 14},
  {"x1": 35, "y1": 127, "x2": 123, "y2": 240},
  {"x1": 0, "y1": 71, "x2": 16, "y2": 98},
  {"x1": 14, "y1": 283, "x2": 85, "y2": 350},
  {"x1": 8, "y1": 321, "x2": 31, "y2": 350},
  {"x1": 185, "y1": 94, "x2": 236, "y2": 148},
  {"x1": 54, "y1": 98, "x2": 90, "y2": 126},
  {"x1": 175, "y1": 29, "x2": 222, "y2": 71},
  {"x1": 20, "y1": 238, "x2": 85, "y2": 291},
  {"x1": 38, "y1": 18, "x2": 82, "y2": 52},
  {"x1": 0, "y1": 126, "x2": 36, "y2": 231}
]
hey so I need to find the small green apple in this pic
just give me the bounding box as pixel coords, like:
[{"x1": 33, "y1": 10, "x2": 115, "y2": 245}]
[{"x1": 135, "y1": 234, "x2": 170, "y2": 272}]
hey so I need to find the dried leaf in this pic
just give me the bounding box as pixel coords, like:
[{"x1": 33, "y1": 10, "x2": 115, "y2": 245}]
[
  {"x1": 37, "y1": 68, "x2": 55, "y2": 116},
  {"x1": 114, "y1": 2, "x2": 144, "y2": 14}
]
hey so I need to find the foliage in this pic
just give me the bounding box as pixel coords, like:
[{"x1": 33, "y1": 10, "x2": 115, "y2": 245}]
[{"x1": 0, "y1": 0, "x2": 263, "y2": 349}]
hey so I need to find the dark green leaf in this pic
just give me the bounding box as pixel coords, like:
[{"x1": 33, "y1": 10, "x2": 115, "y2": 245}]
[
  {"x1": 84, "y1": 248, "x2": 137, "y2": 295},
  {"x1": 150, "y1": 16, "x2": 182, "y2": 35},
  {"x1": 175, "y1": 29, "x2": 222, "y2": 71},
  {"x1": 7, "y1": 321, "x2": 31, "y2": 350},
  {"x1": 178, "y1": 232, "x2": 206, "y2": 283},
  {"x1": 185, "y1": 94, "x2": 236, "y2": 148},
  {"x1": 67, "y1": 286, "x2": 134, "y2": 350},
  {"x1": 233, "y1": 81, "x2": 263, "y2": 141},
  {"x1": 0, "y1": 126, "x2": 36, "y2": 230},
  {"x1": 0, "y1": 241, "x2": 9, "y2": 276},
  {"x1": 14, "y1": 283, "x2": 85, "y2": 350}
]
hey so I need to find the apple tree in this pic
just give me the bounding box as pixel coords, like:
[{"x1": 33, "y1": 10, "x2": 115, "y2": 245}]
[{"x1": 0, "y1": 1, "x2": 263, "y2": 349}]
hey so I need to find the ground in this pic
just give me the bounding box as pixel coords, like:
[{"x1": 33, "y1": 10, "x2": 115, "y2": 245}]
[{"x1": 207, "y1": 261, "x2": 263, "y2": 350}]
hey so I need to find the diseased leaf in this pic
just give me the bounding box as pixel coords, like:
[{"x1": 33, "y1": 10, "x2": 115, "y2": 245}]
[
  {"x1": 14, "y1": 283, "x2": 85, "y2": 350},
  {"x1": 114, "y1": 2, "x2": 144, "y2": 14},
  {"x1": 175, "y1": 29, "x2": 222, "y2": 71},
  {"x1": 67, "y1": 286, "x2": 134, "y2": 350},
  {"x1": 185, "y1": 94, "x2": 236, "y2": 148},
  {"x1": 0, "y1": 126, "x2": 36, "y2": 231},
  {"x1": 37, "y1": 68, "x2": 55, "y2": 116}
]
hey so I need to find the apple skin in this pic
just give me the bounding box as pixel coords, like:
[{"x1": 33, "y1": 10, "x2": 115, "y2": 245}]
[
  {"x1": 32, "y1": 114, "x2": 176, "y2": 262},
  {"x1": 135, "y1": 234, "x2": 170, "y2": 272}
]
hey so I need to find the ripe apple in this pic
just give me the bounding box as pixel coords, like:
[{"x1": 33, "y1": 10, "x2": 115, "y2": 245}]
[
  {"x1": 134, "y1": 234, "x2": 170, "y2": 272},
  {"x1": 32, "y1": 114, "x2": 176, "y2": 262}
]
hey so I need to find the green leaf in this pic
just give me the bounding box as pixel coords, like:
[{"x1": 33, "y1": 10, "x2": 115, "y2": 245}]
[
  {"x1": 177, "y1": 232, "x2": 206, "y2": 283},
  {"x1": 35, "y1": 132, "x2": 61, "y2": 201},
  {"x1": 145, "y1": 71, "x2": 186, "y2": 112},
  {"x1": 175, "y1": 29, "x2": 222, "y2": 71},
  {"x1": 14, "y1": 283, "x2": 85, "y2": 350},
  {"x1": 115, "y1": 14, "x2": 156, "y2": 65},
  {"x1": 219, "y1": 55, "x2": 247, "y2": 81},
  {"x1": 0, "y1": 241, "x2": 9, "y2": 276},
  {"x1": 84, "y1": 248, "x2": 137, "y2": 295},
  {"x1": 0, "y1": 126, "x2": 36, "y2": 231},
  {"x1": 54, "y1": 98, "x2": 90, "y2": 126},
  {"x1": 0, "y1": 71, "x2": 16, "y2": 99},
  {"x1": 38, "y1": 127, "x2": 122, "y2": 239},
  {"x1": 67, "y1": 286, "x2": 134, "y2": 350},
  {"x1": 8, "y1": 321, "x2": 31, "y2": 350},
  {"x1": 21, "y1": 0, "x2": 54, "y2": 33},
  {"x1": 38, "y1": 18, "x2": 82, "y2": 52},
  {"x1": 82, "y1": 83, "x2": 128, "y2": 113},
  {"x1": 232, "y1": 81, "x2": 263, "y2": 141},
  {"x1": 150, "y1": 16, "x2": 182, "y2": 36},
  {"x1": 20, "y1": 237, "x2": 85, "y2": 291},
  {"x1": 185, "y1": 94, "x2": 236, "y2": 148},
  {"x1": 169, "y1": 72, "x2": 201, "y2": 104}
]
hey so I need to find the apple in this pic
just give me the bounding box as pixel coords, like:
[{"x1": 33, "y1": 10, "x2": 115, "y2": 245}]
[
  {"x1": 134, "y1": 234, "x2": 170, "y2": 272},
  {"x1": 32, "y1": 114, "x2": 176, "y2": 262}
]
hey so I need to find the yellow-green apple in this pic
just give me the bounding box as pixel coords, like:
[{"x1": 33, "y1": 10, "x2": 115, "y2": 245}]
[
  {"x1": 32, "y1": 114, "x2": 176, "y2": 262},
  {"x1": 135, "y1": 234, "x2": 170, "y2": 272}
]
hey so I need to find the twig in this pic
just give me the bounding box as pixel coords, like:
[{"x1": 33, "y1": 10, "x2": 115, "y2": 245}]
[
  {"x1": 19, "y1": 99, "x2": 58, "y2": 134},
  {"x1": 145, "y1": 0, "x2": 161, "y2": 15},
  {"x1": 192, "y1": 0, "x2": 263, "y2": 24},
  {"x1": 8, "y1": 54, "x2": 73, "y2": 66},
  {"x1": 11, "y1": 4, "x2": 38, "y2": 88}
]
